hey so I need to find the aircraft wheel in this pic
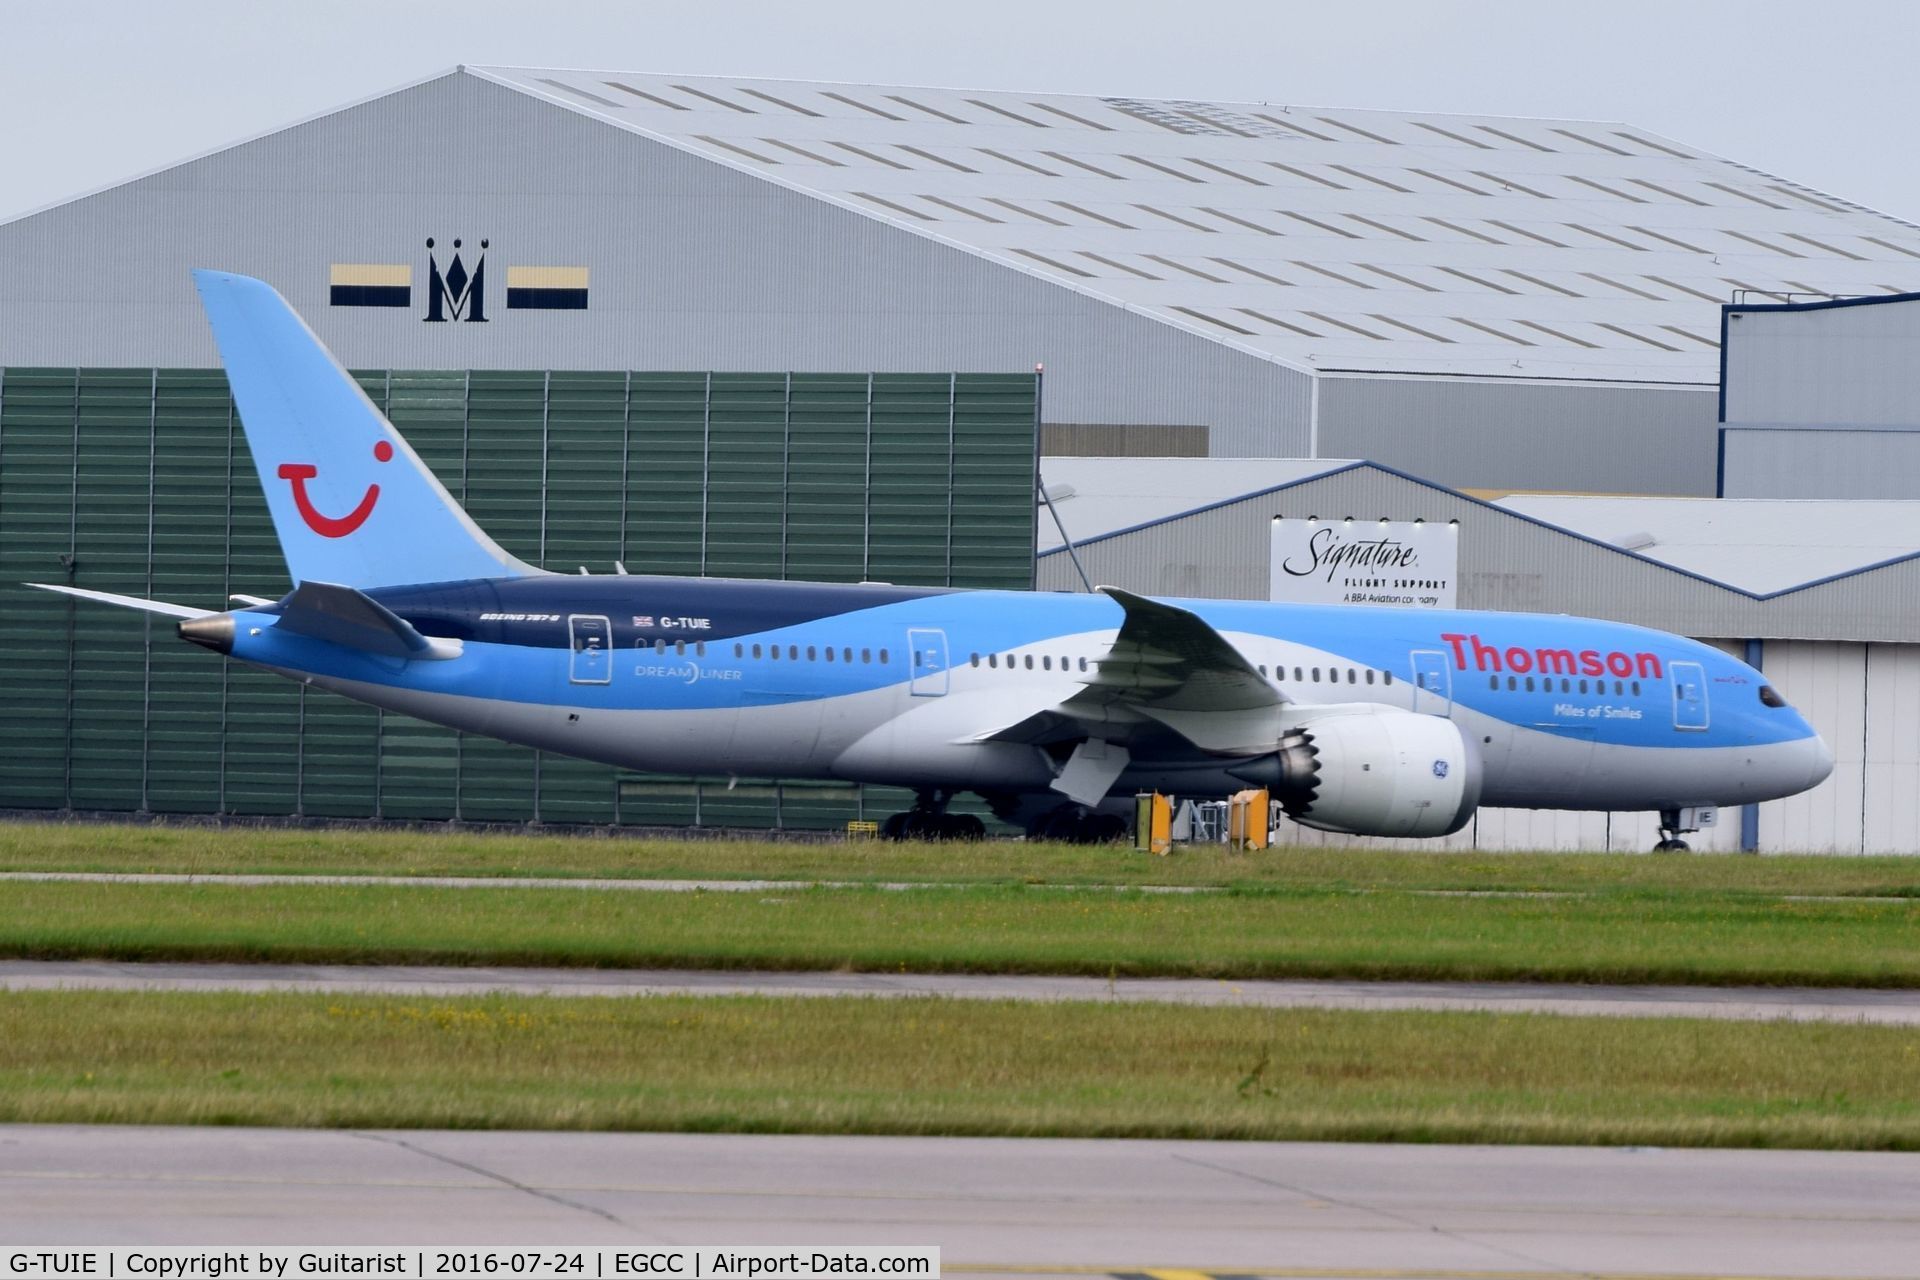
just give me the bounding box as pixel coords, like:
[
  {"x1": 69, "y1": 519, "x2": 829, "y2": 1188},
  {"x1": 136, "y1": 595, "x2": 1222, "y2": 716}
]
[
  {"x1": 949, "y1": 813, "x2": 987, "y2": 841},
  {"x1": 1087, "y1": 813, "x2": 1128, "y2": 844},
  {"x1": 880, "y1": 812, "x2": 910, "y2": 841},
  {"x1": 1653, "y1": 838, "x2": 1691, "y2": 852},
  {"x1": 1038, "y1": 807, "x2": 1085, "y2": 842}
]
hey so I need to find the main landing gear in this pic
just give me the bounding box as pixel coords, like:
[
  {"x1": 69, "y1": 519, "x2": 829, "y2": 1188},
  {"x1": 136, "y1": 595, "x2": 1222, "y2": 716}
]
[
  {"x1": 880, "y1": 790, "x2": 986, "y2": 841},
  {"x1": 1029, "y1": 803, "x2": 1128, "y2": 845},
  {"x1": 1653, "y1": 807, "x2": 1692, "y2": 852}
]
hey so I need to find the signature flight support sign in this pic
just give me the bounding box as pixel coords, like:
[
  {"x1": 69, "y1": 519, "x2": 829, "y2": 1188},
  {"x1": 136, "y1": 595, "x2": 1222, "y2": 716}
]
[{"x1": 1270, "y1": 517, "x2": 1459, "y2": 609}]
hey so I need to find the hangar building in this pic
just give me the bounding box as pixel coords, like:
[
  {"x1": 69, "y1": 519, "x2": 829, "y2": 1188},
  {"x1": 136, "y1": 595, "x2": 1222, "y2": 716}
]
[
  {"x1": 5, "y1": 66, "x2": 1920, "y2": 495},
  {"x1": 1039, "y1": 457, "x2": 1920, "y2": 854}
]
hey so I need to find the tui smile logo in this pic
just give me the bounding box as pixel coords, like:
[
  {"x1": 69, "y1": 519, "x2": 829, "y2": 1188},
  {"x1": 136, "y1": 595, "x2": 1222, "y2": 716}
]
[{"x1": 278, "y1": 440, "x2": 393, "y2": 538}]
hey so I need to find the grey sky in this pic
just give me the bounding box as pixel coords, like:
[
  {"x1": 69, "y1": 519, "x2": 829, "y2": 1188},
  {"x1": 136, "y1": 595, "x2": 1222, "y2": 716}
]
[{"x1": 3, "y1": 0, "x2": 1918, "y2": 226}]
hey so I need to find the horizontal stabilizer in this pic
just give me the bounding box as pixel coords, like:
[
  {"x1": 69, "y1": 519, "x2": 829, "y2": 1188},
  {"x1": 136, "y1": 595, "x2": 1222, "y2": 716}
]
[
  {"x1": 275, "y1": 580, "x2": 460, "y2": 660},
  {"x1": 26, "y1": 583, "x2": 214, "y2": 620}
]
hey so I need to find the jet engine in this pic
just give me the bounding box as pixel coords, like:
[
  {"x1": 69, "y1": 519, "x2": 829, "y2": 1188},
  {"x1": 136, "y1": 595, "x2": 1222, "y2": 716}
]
[{"x1": 1231, "y1": 708, "x2": 1481, "y2": 838}]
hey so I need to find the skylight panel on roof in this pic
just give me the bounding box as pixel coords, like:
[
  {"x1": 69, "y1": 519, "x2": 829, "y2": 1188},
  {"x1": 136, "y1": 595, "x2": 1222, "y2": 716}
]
[
  {"x1": 1451, "y1": 317, "x2": 1534, "y2": 345},
  {"x1": 1642, "y1": 276, "x2": 1725, "y2": 303},
  {"x1": 1198, "y1": 207, "x2": 1281, "y2": 235},
  {"x1": 1484, "y1": 220, "x2": 1566, "y2": 247},
  {"x1": 1407, "y1": 168, "x2": 1494, "y2": 196},
  {"x1": 1781, "y1": 233, "x2": 1867, "y2": 261},
  {"x1": 1368, "y1": 314, "x2": 1455, "y2": 342},
  {"x1": 603, "y1": 80, "x2": 686, "y2": 110},
  {"x1": 1248, "y1": 112, "x2": 1336, "y2": 141},
  {"x1": 1861, "y1": 236, "x2": 1920, "y2": 260},
  {"x1": 1077, "y1": 252, "x2": 1160, "y2": 279},
  {"x1": 826, "y1": 141, "x2": 911, "y2": 169},
  {"x1": 1304, "y1": 312, "x2": 1388, "y2": 339},
  {"x1": 968, "y1": 98, "x2": 1049, "y2": 127},
  {"x1": 918, "y1": 195, "x2": 1001, "y2": 222},
  {"x1": 1103, "y1": 97, "x2": 1217, "y2": 135},
  {"x1": 1345, "y1": 214, "x2": 1425, "y2": 241},
  {"x1": 1354, "y1": 263, "x2": 1439, "y2": 291},
  {"x1": 1549, "y1": 128, "x2": 1633, "y2": 156},
  {"x1": 1564, "y1": 175, "x2": 1648, "y2": 203},
  {"x1": 1265, "y1": 162, "x2": 1347, "y2": 190},
  {"x1": 694, "y1": 135, "x2": 780, "y2": 164},
  {"x1": 1423, "y1": 217, "x2": 1505, "y2": 245},
  {"x1": 821, "y1": 91, "x2": 904, "y2": 120},
  {"x1": 1051, "y1": 201, "x2": 1135, "y2": 229},
  {"x1": 1315, "y1": 116, "x2": 1400, "y2": 144},
  {"x1": 1613, "y1": 131, "x2": 1695, "y2": 159},
  {"x1": 1721, "y1": 229, "x2": 1804, "y2": 258},
  {"x1": 886, "y1": 94, "x2": 969, "y2": 123},
  {"x1": 1030, "y1": 101, "x2": 1114, "y2": 130},
  {"x1": 738, "y1": 87, "x2": 823, "y2": 117},
  {"x1": 1009, "y1": 248, "x2": 1095, "y2": 276},
  {"x1": 1581, "y1": 273, "x2": 1663, "y2": 300},
  {"x1": 1434, "y1": 266, "x2": 1520, "y2": 295},
  {"x1": 673, "y1": 83, "x2": 755, "y2": 112},
  {"x1": 1513, "y1": 320, "x2": 1599, "y2": 348},
  {"x1": 1186, "y1": 158, "x2": 1268, "y2": 185},
  {"x1": 985, "y1": 197, "x2": 1069, "y2": 226},
  {"x1": 850, "y1": 192, "x2": 933, "y2": 221},
  {"x1": 1499, "y1": 269, "x2": 1582, "y2": 297},
  {"x1": 539, "y1": 78, "x2": 625, "y2": 109},
  {"x1": 1131, "y1": 205, "x2": 1217, "y2": 233},
  {"x1": 1659, "y1": 326, "x2": 1721, "y2": 348},
  {"x1": 1123, "y1": 154, "x2": 1205, "y2": 183},
  {"x1": 1327, "y1": 165, "x2": 1413, "y2": 193},
  {"x1": 1043, "y1": 151, "x2": 1125, "y2": 179},
  {"x1": 1275, "y1": 210, "x2": 1361, "y2": 239},
  {"x1": 1168, "y1": 305, "x2": 1256, "y2": 334},
  {"x1": 1629, "y1": 225, "x2": 1709, "y2": 253},
  {"x1": 1704, "y1": 182, "x2": 1788, "y2": 209},
  {"x1": 1236, "y1": 308, "x2": 1322, "y2": 337},
  {"x1": 1626, "y1": 178, "x2": 1708, "y2": 206},
  {"x1": 1408, "y1": 121, "x2": 1494, "y2": 149},
  {"x1": 1595, "y1": 323, "x2": 1682, "y2": 352},
  {"x1": 974, "y1": 148, "x2": 1059, "y2": 176},
  {"x1": 1209, "y1": 257, "x2": 1294, "y2": 286},
  {"x1": 1145, "y1": 255, "x2": 1228, "y2": 283},
  {"x1": 1474, "y1": 125, "x2": 1555, "y2": 152},
  {"x1": 1564, "y1": 223, "x2": 1648, "y2": 252},
  {"x1": 1766, "y1": 185, "x2": 1849, "y2": 213},
  {"x1": 1292, "y1": 261, "x2": 1375, "y2": 289},
  {"x1": 762, "y1": 139, "x2": 845, "y2": 165},
  {"x1": 896, "y1": 145, "x2": 977, "y2": 173}
]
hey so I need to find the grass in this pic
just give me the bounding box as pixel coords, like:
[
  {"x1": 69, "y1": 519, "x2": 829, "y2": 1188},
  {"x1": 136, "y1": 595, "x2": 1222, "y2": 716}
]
[
  {"x1": 4, "y1": 879, "x2": 1919, "y2": 986},
  {"x1": 2, "y1": 989, "x2": 1917, "y2": 1148},
  {"x1": 5, "y1": 820, "x2": 1920, "y2": 896}
]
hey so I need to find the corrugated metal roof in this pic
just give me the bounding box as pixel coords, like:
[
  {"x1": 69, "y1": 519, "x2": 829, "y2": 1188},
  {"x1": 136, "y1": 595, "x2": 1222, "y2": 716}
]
[
  {"x1": 473, "y1": 66, "x2": 1920, "y2": 385},
  {"x1": 1037, "y1": 456, "x2": 1350, "y2": 550},
  {"x1": 1494, "y1": 494, "x2": 1920, "y2": 592}
]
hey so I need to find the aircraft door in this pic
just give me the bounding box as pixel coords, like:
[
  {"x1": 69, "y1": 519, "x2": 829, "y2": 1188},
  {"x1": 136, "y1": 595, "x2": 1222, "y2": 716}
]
[
  {"x1": 907, "y1": 628, "x2": 950, "y2": 697},
  {"x1": 1409, "y1": 649, "x2": 1452, "y2": 716},
  {"x1": 1671, "y1": 661, "x2": 1709, "y2": 731},
  {"x1": 568, "y1": 615, "x2": 612, "y2": 684}
]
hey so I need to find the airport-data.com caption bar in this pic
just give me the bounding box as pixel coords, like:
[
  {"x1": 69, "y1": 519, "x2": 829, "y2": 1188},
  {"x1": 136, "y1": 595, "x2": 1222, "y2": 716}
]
[{"x1": 5, "y1": 1251, "x2": 939, "y2": 1280}]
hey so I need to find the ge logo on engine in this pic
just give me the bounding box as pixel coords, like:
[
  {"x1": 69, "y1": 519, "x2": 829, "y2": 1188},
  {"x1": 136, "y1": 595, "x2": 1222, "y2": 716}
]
[{"x1": 1432, "y1": 759, "x2": 1449, "y2": 778}]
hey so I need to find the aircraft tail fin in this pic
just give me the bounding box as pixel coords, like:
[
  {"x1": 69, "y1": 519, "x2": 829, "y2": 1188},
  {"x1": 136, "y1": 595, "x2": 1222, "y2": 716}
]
[{"x1": 192, "y1": 269, "x2": 543, "y2": 590}]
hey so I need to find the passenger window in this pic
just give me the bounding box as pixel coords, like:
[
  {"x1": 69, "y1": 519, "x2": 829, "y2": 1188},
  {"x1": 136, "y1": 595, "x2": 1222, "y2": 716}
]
[
  {"x1": 1078, "y1": 657, "x2": 1088, "y2": 672},
  {"x1": 862, "y1": 648, "x2": 871, "y2": 663},
  {"x1": 1311, "y1": 667, "x2": 1321, "y2": 682},
  {"x1": 1525, "y1": 677, "x2": 1534, "y2": 692},
  {"x1": 696, "y1": 642, "x2": 706, "y2": 657},
  {"x1": 825, "y1": 646, "x2": 836, "y2": 662},
  {"x1": 879, "y1": 649, "x2": 889, "y2": 664},
  {"x1": 1614, "y1": 680, "x2": 1624, "y2": 695},
  {"x1": 770, "y1": 645, "x2": 780, "y2": 661},
  {"x1": 969, "y1": 653, "x2": 979, "y2": 667},
  {"x1": 1578, "y1": 679, "x2": 1587, "y2": 694},
  {"x1": 1023, "y1": 654, "x2": 1033, "y2": 670},
  {"x1": 1507, "y1": 676, "x2": 1517, "y2": 690},
  {"x1": 789, "y1": 645, "x2": 799, "y2": 661},
  {"x1": 807, "y1": 645, "x2": 817, "y2": 661},
  {"x1": 1561, "y1": 678, "x2": 1570, "y2": 692},
  {"x1": 1042, "y1": 656, "x2": 1052, "y2": 671},
  {"x1": 654, "y1": 639, "x2": 666, "y2": 655},
  {"x1": 753, "y1": 644, "x2": 763, "y2": 659},
  {"x1": 1383, "y1": 670, "x2": 1392, "y2": 685},
  {"x1": 1347, "y1": 669, "x2": 1357, "y2": 684},
  {"x1": 734, "y1": 643, "x2": 744, "y2": 659},
  {"x1": 675, "y1": 641, "x2": 685, "y2": 656},
  {"x1": 1365, "y1": 669, "x2": 1374, "y2": 685},
  {"x1": 1489, "y1": 675, "x2": 1498, "y2": 691},
  {"x1": 1634, "y1": 680, "x2": 1644, "y2": 697}
]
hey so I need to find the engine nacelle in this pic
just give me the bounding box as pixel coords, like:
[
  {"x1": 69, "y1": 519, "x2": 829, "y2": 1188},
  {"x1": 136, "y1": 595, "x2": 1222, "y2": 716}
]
[{"x1": 1233, "y1": 707, "x2": 1481, "y2": 838}]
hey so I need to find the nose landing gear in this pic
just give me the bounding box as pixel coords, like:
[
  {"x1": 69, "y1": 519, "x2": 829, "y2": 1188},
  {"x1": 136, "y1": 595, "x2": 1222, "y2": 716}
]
[{"x1": 1654, "y1": 807, "x2": 1692, "y2": 852}]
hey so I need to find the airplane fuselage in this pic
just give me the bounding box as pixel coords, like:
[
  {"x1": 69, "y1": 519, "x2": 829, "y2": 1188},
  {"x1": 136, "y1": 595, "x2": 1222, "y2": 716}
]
[{"x1": 217, "y1": 573, "x2": 1831, "y2": 819}]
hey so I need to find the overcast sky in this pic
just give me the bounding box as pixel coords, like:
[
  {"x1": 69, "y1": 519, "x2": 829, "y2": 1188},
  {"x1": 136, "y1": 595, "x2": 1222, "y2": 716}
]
[{"x1": 3, "y1": 0, "x2": 1917, "y2": 225}]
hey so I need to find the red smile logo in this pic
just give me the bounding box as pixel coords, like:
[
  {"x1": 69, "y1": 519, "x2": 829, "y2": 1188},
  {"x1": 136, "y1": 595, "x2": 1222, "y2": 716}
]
[{"x1": 278, "y1": 440, "x2": 394, "y2": 538}]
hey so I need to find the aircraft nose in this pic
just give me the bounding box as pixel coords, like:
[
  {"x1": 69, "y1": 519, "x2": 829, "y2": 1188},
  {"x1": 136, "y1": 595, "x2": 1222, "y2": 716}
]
[{"x1": 1804, "y1": 732, "x2": 1835, "y2": 789}]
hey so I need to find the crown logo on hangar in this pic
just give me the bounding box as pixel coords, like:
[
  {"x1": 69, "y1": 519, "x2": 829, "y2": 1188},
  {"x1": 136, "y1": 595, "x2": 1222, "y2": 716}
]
[{"x1": 328, "y1": 238, "x2": 590, "y2": 320}]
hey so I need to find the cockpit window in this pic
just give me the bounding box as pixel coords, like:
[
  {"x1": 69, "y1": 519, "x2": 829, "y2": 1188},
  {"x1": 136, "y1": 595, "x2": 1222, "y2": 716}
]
[{"x1": 1759, "y1": 685, "x2": 1786, "y2": 708}]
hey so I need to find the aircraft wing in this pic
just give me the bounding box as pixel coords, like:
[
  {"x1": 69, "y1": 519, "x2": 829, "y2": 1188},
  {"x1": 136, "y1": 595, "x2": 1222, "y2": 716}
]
[
  {"x1": 26, "y1": 583, "x2": 215, "y2": 619},
  {"x1": 975, "y1": 585, "x2": 1284, "y2": 752}
]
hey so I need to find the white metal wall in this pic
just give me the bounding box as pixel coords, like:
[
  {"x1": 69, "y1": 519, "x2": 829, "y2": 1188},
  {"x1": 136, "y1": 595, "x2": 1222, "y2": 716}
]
[
  {"x1": 1723, "y1": 297, "x2": 1920, "y2": 429},
  {"x1": 1721, "y1": 426, "x2": 1920, "y2": 499}
]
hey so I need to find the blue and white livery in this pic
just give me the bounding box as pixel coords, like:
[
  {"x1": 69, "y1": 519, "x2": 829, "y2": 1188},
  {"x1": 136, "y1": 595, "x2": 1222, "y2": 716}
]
[{"x1": 31, "y1": 272, "x2": 1833, "y2": 846}]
